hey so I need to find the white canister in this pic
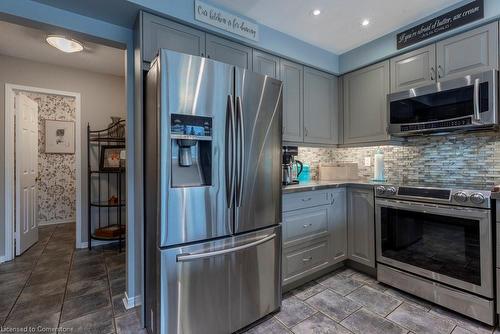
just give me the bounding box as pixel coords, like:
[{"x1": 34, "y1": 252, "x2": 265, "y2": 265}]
[{"x1": 374, "y1": 148, "x2": 385, "y2": 181}]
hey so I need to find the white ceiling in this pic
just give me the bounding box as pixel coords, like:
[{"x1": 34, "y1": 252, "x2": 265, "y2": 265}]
[
  {"x1": 211, "y1": 0, "x2": 464, "y2": 54},
  {"x1": 0, "y1": 21, "x2": 124, "y2": 76}
]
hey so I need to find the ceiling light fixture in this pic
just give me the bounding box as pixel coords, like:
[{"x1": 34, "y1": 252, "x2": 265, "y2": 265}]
[
  {"x1": 46, "y1": 35, "x2": 84, "y2": 53},
  {"x1": 312, "y1": 9, "x2": 321, "y2": 16},
  {"x1": 361, "y1": 19, "x2": 370, "y2": 27}
]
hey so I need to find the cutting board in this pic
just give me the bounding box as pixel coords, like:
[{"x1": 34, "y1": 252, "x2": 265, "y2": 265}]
[{"x1": 319, "y1": 164, "x2": 359, "y2": 180}]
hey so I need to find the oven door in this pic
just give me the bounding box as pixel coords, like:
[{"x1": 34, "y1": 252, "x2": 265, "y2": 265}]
[
  {"x1": 388, "y1": 69, "x2": 497, "y2": 135},
  {"x1": 375, "y1": 198, "x2": 493, "y2": 298}
]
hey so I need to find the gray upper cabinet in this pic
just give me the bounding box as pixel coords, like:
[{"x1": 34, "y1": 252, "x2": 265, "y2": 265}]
[
  {"x1": 343, "y1": 61, "x2": 390, "y2": 144},
  {"x1": 280, "y1": 60, "x2": 304, "y2": 142},
  {"x1": 303, "y1": 67, "x2": 339, "y2": 145},
  {"x1": 252, "y1": 50, "x2": 280, "y2": 78},
  {"x1": 347, "y1": 187, "x2": 375, "y2": 268},
  {"x1": 436, "y1": 22, "x2": 499, "y2": 80},
  {"x1": 205, "y1": 34, "x2": 252, "y2": 69},
  {"x1": 142, "y1": 12, "x2": 206, "y2": 62},
  {"x1": 390, "y1": 44, "x2": 436, "y2": 92}
]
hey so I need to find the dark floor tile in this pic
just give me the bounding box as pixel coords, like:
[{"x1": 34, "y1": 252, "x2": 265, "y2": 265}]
[
  {"x1": 305, "y1": 289, "x2": 360, "y2": 322},
  {"x1": 318, "y1": 273, "x2": 364, "y2": 296},
  {"x1": 346, "y1": 285, "x2": 402, "y2": 316},
  {"x1": 291, "y1": 280, "x2": 326, "y2": 301},
  {"x1": 4, "y1": 311, "x2": 60, "y2": 333},
  {"x1": 105, "y1": 254, "x2": 125, "y2": 270},
  {"x1": 0, "y1": 258, "x2": 34, "y2": 274},
  {"x1": 0, "y1": 271, "x2": 30, "y2": 295},
  {"x1": 112, "y1": 293, "x2": 132, "y2": 317},
  {"x1": 0, "y1": 293, "x2": 18, "y2": 324},
  {"x1": 108, "y1": 265, "x2": 125, "y2": 282},
  {"x1": 275, "y1": 295, "x2": 316, "y2": 327},
  {"x1": 17, "y1": 278, "x2": 67, "y2": 304},
  {"x1": 246, "y1": 316, "x2": 290, "y2": 334},
  {"x1": 69, "y1": 263, "x2": 107, "y2": 282},
  {"x1": 110, "y1": 277, "x2": 126, "y2": 296},
  {"x1": 341, "y1": 308, "x2": 407, "y2": 334},
  {"x1": 115, "y1": 311, "x2": 146, "y2": 334},
  {"x1": 7, "y1": 293, "x2": 63, "y2": 324},
  {"x1": 27, "y1": 268, "x2": 68, "y2": 286},
  {"x1": 36, "y1": 253, "x2": 72, "y2": 266},
  {"x1": 291, "y1": 312, "x2": 352, "y2": 334},
  {"x1": 61, "y1": 290, "x2": 111, "y2": 323},
  {"x1": 387, "y1": 303, "x2": 455, "y2": 334},
  {"x1": 60, "y1": 306, "x2": 115, "y2": 334},
  {"x1": 66, "y1": 277, "x2": 109, "y2": 300}
]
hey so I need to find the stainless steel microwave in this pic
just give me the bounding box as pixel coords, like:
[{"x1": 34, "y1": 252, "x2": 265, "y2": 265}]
[{"x1": 387, "y1": 70, "x2": 498, "y2": 136}]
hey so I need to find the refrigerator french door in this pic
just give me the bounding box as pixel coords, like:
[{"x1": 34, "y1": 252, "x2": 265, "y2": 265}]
[{"x1": 144, "y1": 50, "x2": 283, "y2": 334}]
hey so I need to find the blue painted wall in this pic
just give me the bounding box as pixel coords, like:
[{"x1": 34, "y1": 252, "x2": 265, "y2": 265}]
[{"x1": 340, "y1": 0, "x2": 500, "y2": 73}]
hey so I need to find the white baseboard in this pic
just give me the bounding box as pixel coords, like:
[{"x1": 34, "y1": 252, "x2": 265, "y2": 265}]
[
  {"x1": 38, "y1": 219, "x2": 75, "y2": 226},
  {"x1": 77, "y1": 239, "x2": 119, "y2": 249},
  {"x1": 0, "y1": 255, "x2": 8, "y2": 264},
  {"x1": 123, "y1": 292, "x2": 142, "y2": 310}
]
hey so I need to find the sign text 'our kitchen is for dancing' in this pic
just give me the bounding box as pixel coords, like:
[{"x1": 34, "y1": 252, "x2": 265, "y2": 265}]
[
  {"x1": 195, "y1": 0, "x2": 259, "y2": 41},
  {"x1": 397, "y1": 0, "x2": 483, "y2": 49}
]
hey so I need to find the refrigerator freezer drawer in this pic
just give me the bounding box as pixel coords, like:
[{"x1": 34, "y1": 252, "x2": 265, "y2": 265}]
[{"x1": 160, "y1": 225, "x2": 282, "y2": 334}]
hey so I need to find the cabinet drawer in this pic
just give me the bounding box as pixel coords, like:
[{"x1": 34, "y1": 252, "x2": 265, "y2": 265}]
[
  {"x1": 283, "y1": 206, "x2": 328, "y2": 244},
  {"x1": 283, "y1": 238, "x2": 329, "y2": 282},
  {"x1": 283, "y1": 190, "x2": 331, "y2": 212}
]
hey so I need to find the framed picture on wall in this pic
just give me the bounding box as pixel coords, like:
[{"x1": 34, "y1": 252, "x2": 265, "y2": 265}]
[
  {"x1": 100, "y1": 145, "x2": 125, "y2": 171},
  {"x1": 45, "y1": 119, "x2": 75, "y2": 154}
]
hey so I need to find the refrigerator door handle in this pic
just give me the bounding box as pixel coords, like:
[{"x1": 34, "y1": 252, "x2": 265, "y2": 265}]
[
  {"x1": 236, "y1": 96, "x2": 245, "y2": 208},
  {"x1": 176, "y1": 233, "x2": 277, "y2": 262},
  {"x1": 226, "y1": 95, "x2": 236, "y2": 212}
]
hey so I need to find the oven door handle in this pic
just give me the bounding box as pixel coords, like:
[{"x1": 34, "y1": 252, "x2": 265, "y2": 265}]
[{"x1": 376, "y1": 198, "x2": 490, "y2": 216}]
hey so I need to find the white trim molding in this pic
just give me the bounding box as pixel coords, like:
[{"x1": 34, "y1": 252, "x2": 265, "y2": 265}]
[
  {"x1": 4, "y1": 84, "x2": 81, "y2": 261},
  {"x1": 123, "y1": 292, "x2": 142, "y2": 310}
]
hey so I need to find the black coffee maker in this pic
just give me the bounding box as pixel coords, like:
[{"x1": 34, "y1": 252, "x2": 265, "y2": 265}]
[{"x1": 282, "y1": 146, "x2": 303, "y2": 185}]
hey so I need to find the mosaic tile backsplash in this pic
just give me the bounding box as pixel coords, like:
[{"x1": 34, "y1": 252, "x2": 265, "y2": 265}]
[{"x1": 297, "y1": 131, "x2": 500, "y2": 187}]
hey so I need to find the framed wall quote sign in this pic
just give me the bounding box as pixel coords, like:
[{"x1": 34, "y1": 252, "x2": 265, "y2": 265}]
[{"x1": 397, "y1": 0, "x2": 484, "y2": 49}]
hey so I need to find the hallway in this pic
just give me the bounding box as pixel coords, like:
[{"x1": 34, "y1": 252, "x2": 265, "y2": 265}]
[{"x1": 0, "y1": 223, "x2": 142, "y2": 333}]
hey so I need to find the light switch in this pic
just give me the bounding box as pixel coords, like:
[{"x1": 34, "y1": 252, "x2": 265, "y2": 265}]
[{"x1": 364, "y1": 157, "x2": 371, "y2": 167}]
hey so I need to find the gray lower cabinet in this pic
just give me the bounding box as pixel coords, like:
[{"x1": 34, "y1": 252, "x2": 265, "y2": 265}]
[
  {"x1": 205, "y1": 34, "x2": 252, "y2": 69},
  {"x1": 282, "y1": 189, "x2": 346, "y2": 287},
  {"x1": 142, "y1": 12, "x2": 206, "y2": 63},
  {"x1": 390, "y1": 44, "x2": 436, "y2": 93},
  {"x1": 252, "y1": 50, "x2": 280, "y2": 78},
  {"x1": 280, "y1": 59, "x2": 304, "y2": 142},
  {"x1": 343, "y1": 60, "x2": 390, "y2": 144},
  {"x1": 436, "y1": 22, "x2": 499, "y2": 80},
  {"x1": 303, "y1": 67, "x2": 339, "y2": 145},
  {"x1": 347, "y1": 187, "x2": 375, "y2": 268}
]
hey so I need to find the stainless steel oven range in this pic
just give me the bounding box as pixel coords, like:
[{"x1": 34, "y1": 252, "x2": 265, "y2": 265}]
[{"x1": 375, "y1": 184, "x2": 495, "y2": 325}]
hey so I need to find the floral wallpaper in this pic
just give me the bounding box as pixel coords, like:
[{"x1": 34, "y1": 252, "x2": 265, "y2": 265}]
[{"x1": 21, "y1": 92, "x2": 76, "y2": 225}]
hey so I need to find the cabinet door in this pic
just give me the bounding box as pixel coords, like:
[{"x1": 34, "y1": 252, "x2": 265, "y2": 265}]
[
  {"x1": 390, "y1": 45, "x2": 436, "y2": 92},
  {"x1": 205, "y1": 34, "x2": 252, "y2": 69},
  {"x1": 343, "y1": 61, "x2": 390, "y2": 144},
  {"x1": 142, "y1": 12, "x2": 206, "y2": 63},
  {"x1": 303, "y1": 67, "x2": 339, "y2": 145},
  {"x1": 436, "y1": 22, "x2": 499, "y2": 80},
  {"x1": 252, "y1": 50, "x2": 280, "y2": 78},
  {"x1": 280, "y1": 59, "x2": 304, "y2": 142},
  {"x1": 330, "y1": 188, "x2": 347, "y2": 263},
  {"x1": 347, "y1": 187, "x2": 375, "y2": 268}
]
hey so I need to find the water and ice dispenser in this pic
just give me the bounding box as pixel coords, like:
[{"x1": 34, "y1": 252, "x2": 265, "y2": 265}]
[{"x1": 170, "y1": 114, "x2": 212, "y2": 187}]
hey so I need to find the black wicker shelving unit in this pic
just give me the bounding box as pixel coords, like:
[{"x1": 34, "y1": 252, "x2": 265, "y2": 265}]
[{"x1": 87, "y1": 120, "x2": 126, "y2": 251}]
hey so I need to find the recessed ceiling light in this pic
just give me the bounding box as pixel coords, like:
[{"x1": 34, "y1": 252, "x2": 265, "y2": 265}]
[
  {"x1": 312, "y1": 9, "x2": 321, "y2": 16},
  {"x1": 46, "y1": 35, "x2": 84, "y2": 53},
  {"x1": 361, "y1": 19, "x2": 370, "y2": 27}
]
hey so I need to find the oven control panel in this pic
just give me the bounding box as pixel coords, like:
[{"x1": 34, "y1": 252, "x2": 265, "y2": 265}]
[{"x1": 375, "y1": 185, "x2": 491, "y2": 209}]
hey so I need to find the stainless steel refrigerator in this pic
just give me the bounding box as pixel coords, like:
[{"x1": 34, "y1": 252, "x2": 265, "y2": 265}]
[{"x1": 144, "y1": 49, "x2": 283, "y2": 334}]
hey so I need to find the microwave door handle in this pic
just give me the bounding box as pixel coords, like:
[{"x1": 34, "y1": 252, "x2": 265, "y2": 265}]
[
  {"x1": 474, "y1": 78, "x2": 481, "y2": 122},
  {"x1": 176, "y1": 233, "x2": 276, "y2": 262}
]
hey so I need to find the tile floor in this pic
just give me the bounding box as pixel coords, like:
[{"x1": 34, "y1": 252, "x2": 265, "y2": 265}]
[
  {"x1": 0, "y1": 223, "x2": 143, "y2": 334},
  {"x1": 244, "y1": 267, "x2": 500, "y2": 334}
]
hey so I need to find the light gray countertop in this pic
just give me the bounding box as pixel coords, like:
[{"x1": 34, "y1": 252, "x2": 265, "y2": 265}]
[{"x1": 282, "y1": 179, "x2": 390, "y2": 194}]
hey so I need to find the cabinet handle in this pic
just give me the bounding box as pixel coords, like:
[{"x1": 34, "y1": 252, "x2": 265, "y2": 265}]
[
  {"x1": 430, "y1": 67, "x2": 435, "y2": 81},
  {"x1": 302, "y1": 256, "x2": 313, "y2": 262},
  {"x1": 304, "y1": 127, "x2": 308, "y2": 137},
  {"x1": 437, "y1": 65, "x2": 443, "y2": 78},
  {"x1": 301, "y1": 197, "x2": 312, "y2": 202},
  {"x1": 303, "y1": 223, "x2": 313, "y2": 228}
]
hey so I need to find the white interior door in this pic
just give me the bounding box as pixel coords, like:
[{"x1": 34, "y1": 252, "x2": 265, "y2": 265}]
[{"x1": 15, "y1": 94, "x2": 39, "y2": 255}]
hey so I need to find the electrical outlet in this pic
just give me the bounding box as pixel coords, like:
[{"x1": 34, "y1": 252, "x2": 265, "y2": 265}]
[{"x1": 364, "y1": 157, "x2": 371, "y2": 167}]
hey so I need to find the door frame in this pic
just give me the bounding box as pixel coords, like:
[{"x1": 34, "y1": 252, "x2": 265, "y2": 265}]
[{"x1": 4, "y1": 84, "x2": 82, "y2": 262}]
